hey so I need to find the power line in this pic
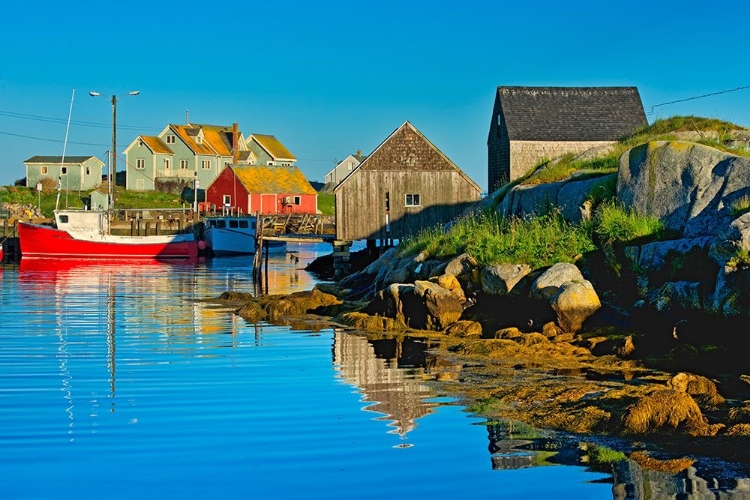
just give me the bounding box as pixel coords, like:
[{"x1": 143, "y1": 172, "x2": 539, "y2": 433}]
[
  {"x1": 0, "y1": 129, "x2": 109, "y2": 147},
  {"x1": 647, "y1": 85, "x2": 750, "y2": 114},
  {"x1": 0, "y1": 109, "x2": 157, "y2": 132}
]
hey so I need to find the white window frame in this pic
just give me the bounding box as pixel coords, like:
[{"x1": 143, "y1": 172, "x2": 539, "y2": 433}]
[
  {"x1": 405, "y1": 193, "x2": 421, "y2": 207},
  {"x1": 222, "y1": 195, "x2": 231, "y2": 206},
  {"x1": 293, "y1": 196, "x2": 301, "y2": 205},
  {"x1": 41, "y1": 166, "x2": 48, "y2": 175},
  {"x1": 166, "y1": 135, "x2": 176, "y2": 144},
  {"x1": 201, "y1": 160, "x2": 211, "y2": 170},
  {"x1": 136, "y1": 159, "x2": 145, "y2": 170},
  {"x1": 180, "y1": 160, "x2": 189, "y2": 170},
  {"x1": 164, "y1": 158, "x2": 171, "y2": 170}
]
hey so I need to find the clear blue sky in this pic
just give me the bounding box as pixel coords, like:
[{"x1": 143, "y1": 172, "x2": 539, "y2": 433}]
[{"x1": 2, "y1": 0, "x2": 749, "y2": 191}]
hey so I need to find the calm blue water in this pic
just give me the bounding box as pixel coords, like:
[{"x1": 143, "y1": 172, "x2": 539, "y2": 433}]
[{"x1": 1, "y1": 244, "x2": 614, "y2": 499}]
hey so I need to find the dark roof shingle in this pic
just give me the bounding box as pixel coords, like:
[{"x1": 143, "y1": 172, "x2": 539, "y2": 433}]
[{"x1": 496, "y1": 86, "x2": 647, "y2": 141}]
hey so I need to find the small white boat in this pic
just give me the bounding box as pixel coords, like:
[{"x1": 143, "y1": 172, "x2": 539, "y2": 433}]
[{"x1": 203, "y1": 215, "x2": 286, "y2": 257}]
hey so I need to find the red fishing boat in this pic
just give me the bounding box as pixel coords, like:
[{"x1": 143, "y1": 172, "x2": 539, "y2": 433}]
[{"x1": 18, "y1": 209, "x2": 199, "y2": 260}]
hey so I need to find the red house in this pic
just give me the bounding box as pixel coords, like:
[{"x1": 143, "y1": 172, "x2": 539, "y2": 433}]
[{"x1": 205, "y1": 165, "x2": 318, "y2": 215}]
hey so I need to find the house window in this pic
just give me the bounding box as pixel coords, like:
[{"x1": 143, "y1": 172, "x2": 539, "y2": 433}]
[
  {"x1": 405, "y1": 193, "x2": 421, "y2": 207},
  {"x1": 164, "y1": 159, "x2": 171, "y2": 170},
  {"x1": 201, "y1": 160, "x2": 211, "y2": 170},
  {"x1": 196, "y1": 136, "x2": 202, "y2": 144},
  {"x1": 294, "y1": 196, "x2": 301, "y2": 205},
  {"x1": 61, "y1": 167, "x2": 67, "y2": 175},
  {"x1": 41, "y1": 166, "x2": 48, "y2": 175},
  {"x1": 222, "y1": 195, "x2": 231, "y2": 206},
  {"x1": 180, "y1": 160, "x2": 189, "y2": 170},
  {"x1": 136, "y1": 159, "x2": 145, "y2": 170},
  {"x1": 166, "y1": 135, "x2": 176, "y2": 144},
  {"x1": 267, "y1": 161, "x2": 274, "y2": 166},
  {"x1": 347, "y1": 161, "x2": 353, "y2": 171},
  {"x1": 86, "y1": 167, "x2": 91, "y2": 175},
  {"x1": 385, "y1": 192, "x2": 390, "y2": 211}
]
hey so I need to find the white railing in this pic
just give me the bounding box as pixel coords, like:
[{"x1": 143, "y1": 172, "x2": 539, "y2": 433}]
[{"x1": 156, "y1": 169, "x2": 195, "y2": 179}]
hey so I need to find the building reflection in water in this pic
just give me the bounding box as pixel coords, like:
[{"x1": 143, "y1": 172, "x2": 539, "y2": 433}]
[{"x1": 332, "y1": 331, "x2": 447, "y2": 440}]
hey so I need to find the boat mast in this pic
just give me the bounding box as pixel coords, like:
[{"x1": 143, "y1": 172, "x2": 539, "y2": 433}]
[{"x1": 56, "y1": 88, "x2": 76, "y2": 212}]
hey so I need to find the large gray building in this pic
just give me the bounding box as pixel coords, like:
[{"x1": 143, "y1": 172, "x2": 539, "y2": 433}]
[{"x1": 487, "y1": 86, "x2": 647, "y2": 191}]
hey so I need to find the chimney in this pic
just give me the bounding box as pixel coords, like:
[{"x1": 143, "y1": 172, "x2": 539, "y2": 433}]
[
  {"x1": 232, "y1": 122, "x2": 240, "y2": 164},
  {"x1": 356, "y1": 149, "x2": 361, "y2": 156}
]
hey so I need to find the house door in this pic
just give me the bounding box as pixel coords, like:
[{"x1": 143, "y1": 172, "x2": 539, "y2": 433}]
[{"x1": 260, "y1": 194, "x2": 277, "y2": 214}]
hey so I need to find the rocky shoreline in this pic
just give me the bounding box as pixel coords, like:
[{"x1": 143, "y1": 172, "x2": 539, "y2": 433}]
[{"x1": 211, "y1": 246, "x2": 750, "y2": 468}]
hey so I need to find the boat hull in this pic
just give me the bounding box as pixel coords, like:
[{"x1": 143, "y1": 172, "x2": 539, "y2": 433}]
[
  {"x1": 203, "y1": 217, "x2": 286, "y2": 257},
  {"x1": 18, "y1": 222, "x2": 198, "y2": 260}
]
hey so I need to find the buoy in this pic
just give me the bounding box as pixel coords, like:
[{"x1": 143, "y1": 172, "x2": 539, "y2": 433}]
[{"x1": 198, "y1": 240, "x2": 207, "y2": 251}]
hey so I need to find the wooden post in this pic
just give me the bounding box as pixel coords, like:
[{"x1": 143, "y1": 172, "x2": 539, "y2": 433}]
[{"x1": 252, "y1": 212, "x2": 263, "y2": 283}]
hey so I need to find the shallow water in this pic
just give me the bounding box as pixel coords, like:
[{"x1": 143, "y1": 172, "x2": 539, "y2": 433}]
[{"x1": 0, "y1": 245, "x2": 742, "y2": 499}]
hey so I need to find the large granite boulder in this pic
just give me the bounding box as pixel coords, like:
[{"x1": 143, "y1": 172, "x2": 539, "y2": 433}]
[
  {"x1": 497, "y1": 174, "x2": 615, "y2": 224},
  {"x1": 618, "y1": 141, "x2": 750, "y2": 238},
  {"x1": 413, "y1": 280, "x2": 464, "y2": 330},
  {"x1": 530, "y1": 263, "x2": 585, "y2": 301},
  {"x1": 480, "y1": 263, "x2": 531, "y2": 296},
  {"x1": 550, "y1": 280, "x2": 602, "y2": 333}
]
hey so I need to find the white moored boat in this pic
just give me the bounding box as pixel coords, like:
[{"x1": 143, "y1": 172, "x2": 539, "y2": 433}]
[{"x1": 203, "y1": 215, "x2": 286, "y2": 257}]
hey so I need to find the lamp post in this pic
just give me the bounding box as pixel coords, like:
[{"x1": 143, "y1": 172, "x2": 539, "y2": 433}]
[
  {"x1": 36, "y1": 182, "x2": 42, "y2": 213},
  {"x1": 90, "y1": 90, "x2": 139, "y2": 209}
]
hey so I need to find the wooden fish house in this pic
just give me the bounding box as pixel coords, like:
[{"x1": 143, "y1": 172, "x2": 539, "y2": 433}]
[{"x1": 334, "y1": 121, "x2": 482, "y2": 242}]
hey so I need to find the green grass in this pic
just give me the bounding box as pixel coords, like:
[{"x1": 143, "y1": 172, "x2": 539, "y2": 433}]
[
  {"x1": 593, "y1": 201, "x2": 667, "y2": 244},
  {"x1": 730, "y1": 195, "x2": 750, "y2": 217},
  {"x1": 317, "y1": 192, "x2": 334, "y2": 216},
  {"x1": 398, "y1": 210, "x2": 596, "y2": 269}
]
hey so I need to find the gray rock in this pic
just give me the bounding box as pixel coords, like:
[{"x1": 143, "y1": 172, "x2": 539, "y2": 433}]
[
  {"x1": 530, "y1": 263, "x2": 585, "y2": 301},
  {"x1": 442, "y1": 252, "x2": 478, "y2": 277},
  {"x1": 618, "y1": 141, "x2": 750, "y2": 238},
  {"x1": 557, "y1": 174, "x2": 616, "y2": 223},
  {"x1": 647, "y1": 281, "x2": 704, "y2": 312},
  {"x1": 627, "y1": 237, "x2": 715, "y2": 273},
  {"x1": 480, "y1": 263, "x2": 532, "y2": 295}
]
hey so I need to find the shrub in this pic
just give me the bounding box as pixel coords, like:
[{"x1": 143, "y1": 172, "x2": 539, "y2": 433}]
[{"x1": 730, "y1": 195, "x2": 750, "y2": 217}]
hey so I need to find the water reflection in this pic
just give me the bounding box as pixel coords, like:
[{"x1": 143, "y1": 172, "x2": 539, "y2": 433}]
[{"x1": 332, "y1": 332, "x2": 439, "y2": 439}]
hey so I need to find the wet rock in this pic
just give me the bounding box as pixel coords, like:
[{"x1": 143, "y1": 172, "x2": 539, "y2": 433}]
[
  {"x1": 621, "y1": 389, "x2": 714, "y2": 436},
  {"x1": 338, "y1": 312, "x2": 406, "y2": 332},
  {"x1": 444, "y1": 320, "x2": 483, "y2": 338},
  {"x1": 429, "y1": 273, "x2": 466, "y2": 303},
  {"x1": 480, "y1": 263, "x2": 531, "y2": 296},
  {"x1": 666, "y1": 372, "x2": 726, "y2": 407},
  {"x1": 550, "y1": 280, "x2": 601, "y2": 333},
  {"x1": 414, "y1": 280, "x2": 464, "y2": 331},
  {"x1": 587, "y1": 336, "x2": 635, "y2": 358}
]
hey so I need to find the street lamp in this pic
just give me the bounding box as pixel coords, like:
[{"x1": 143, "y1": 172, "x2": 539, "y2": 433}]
[
  {"x1": 90, "y1": 90, "x2": 139, "y2": 208},
  {"x1": 36, "y1": 182, "x2": 42, "y2": 213}
]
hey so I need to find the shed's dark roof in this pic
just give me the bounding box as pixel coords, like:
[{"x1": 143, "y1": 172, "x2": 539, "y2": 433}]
[
  {"x1": 495, "y1": 86, "x2": 647, "y2": 141},
  {"x1": 24, "y1": 156, "x2": 97, "y2": 164}
]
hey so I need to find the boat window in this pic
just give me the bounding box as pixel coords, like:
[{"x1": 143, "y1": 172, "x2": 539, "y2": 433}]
[
  {"x1": 216, "y1": 220, "x2": 226, "y2": 228},
  {"x1": 251, "y1": 221, "x2": 257, "y2": 230},
  {"x1": 229, "y1": 220, "x2": 239, "y2": 228},
  {"x1": 58, "y1": 215, "x2": 68, "y2": 223},
  {"x1": 239, "y1": 221, "x2": 249, "y2": 228}
]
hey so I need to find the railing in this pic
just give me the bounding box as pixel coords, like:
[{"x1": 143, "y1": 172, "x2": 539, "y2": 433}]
[{"x1": 156, "y1": 169, "x2": 196, "y2": 179}]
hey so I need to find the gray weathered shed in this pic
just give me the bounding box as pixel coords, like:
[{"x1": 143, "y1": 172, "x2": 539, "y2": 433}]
[
  {"x1": 487, "y1": 86, "x2": 647, "y2": 190},
  {"x1": 334, "y1": 121, "x2": 482, "y2": 241}
]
